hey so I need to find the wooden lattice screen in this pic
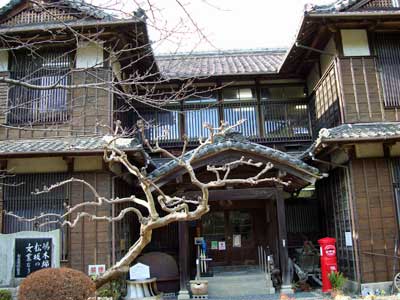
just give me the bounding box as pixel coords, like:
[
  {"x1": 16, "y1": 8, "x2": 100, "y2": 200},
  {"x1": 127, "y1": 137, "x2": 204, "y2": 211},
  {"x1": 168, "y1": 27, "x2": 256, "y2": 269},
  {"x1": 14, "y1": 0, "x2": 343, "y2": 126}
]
[
  {"x1": 1, "y1": 7, "x2": 77, "y2": 26},
  {"x1": 373, "y1": 33, "x2": 400, "y2": 107},
  {"x1": 2, "y1": 173, "x2": 69, "y2": 260},
  {"x1": 7, "y1": 49, "x2": 71, "y2": 124},
  {"x1": 363, "y1": 0, "x2": 397, "y2": 8}
]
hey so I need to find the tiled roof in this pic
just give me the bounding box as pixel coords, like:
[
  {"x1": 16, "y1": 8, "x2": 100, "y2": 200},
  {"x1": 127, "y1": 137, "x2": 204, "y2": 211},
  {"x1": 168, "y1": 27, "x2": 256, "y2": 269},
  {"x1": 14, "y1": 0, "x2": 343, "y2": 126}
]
[
  {"x1": 0, "y1": 135, "x2": 141, "y2": 156},
  {"x1": 0, "y1": 0, "x2": 115, "y2": 21},
  {"x1": 305, "y1": 0, "x2": 360, "y2": 13},
  {"x1": 149, "y1": 132, "x2": 321, "y2": 181},
  {"x1": 300, "y1": 122, "x2": 400, "y2": 159},
  {"x1": 156, "y1": 49, "x2": 286, "y2": 79},
  {"x1": 318, "y1": 122, "x2": 400, "y2": 140}
]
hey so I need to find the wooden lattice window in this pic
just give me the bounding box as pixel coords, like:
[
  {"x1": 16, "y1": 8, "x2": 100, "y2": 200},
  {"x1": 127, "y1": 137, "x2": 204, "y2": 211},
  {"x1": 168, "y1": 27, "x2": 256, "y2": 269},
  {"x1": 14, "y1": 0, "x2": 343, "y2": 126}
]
[
  {"x1": 2, "y1": 173, "x2": 69, "y2": 260},
  {"x1": 8, "y1": 49, "x2": 72, "y2": 124},
  {"x1": 373, "y1": 33, "x2": 400, "y2": 107},
  {"x1": 363, "y1": 0, "x2": 399, "y2": 9}
]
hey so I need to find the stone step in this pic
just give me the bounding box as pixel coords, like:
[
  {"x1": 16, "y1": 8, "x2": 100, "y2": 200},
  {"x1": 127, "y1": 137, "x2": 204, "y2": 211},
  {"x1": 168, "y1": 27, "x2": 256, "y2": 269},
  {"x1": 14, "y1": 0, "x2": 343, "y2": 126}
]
[{"x1": 206, "y1": 272, "x2": 271, "y2": 297}]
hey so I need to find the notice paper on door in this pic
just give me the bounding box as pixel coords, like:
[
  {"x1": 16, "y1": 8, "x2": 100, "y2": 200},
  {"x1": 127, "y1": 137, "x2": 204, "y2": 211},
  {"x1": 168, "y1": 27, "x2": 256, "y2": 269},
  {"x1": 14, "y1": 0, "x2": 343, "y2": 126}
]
[
  {"x1": 211, "y1": 241, "x2": 218, "y2": 250},
  {"x1": 233, "y1": 234, "x2": 241, "y2": 247},
  {"x1": 218, "y1": 241, "x2": 226, "y2": 251}
]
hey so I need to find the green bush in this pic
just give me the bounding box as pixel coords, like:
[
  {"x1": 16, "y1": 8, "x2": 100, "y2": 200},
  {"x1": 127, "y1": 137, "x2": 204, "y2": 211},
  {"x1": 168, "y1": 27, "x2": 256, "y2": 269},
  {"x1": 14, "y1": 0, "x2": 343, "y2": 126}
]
[
  {"x1": 0, "y1": 289, "x2": 12, "y2": 300},
  {"x1": 328, "y1": 271, "x2": 347, "y2": 291},
  {"x1": 18, "y1": 268, "x2": 95, "y2": 300}
]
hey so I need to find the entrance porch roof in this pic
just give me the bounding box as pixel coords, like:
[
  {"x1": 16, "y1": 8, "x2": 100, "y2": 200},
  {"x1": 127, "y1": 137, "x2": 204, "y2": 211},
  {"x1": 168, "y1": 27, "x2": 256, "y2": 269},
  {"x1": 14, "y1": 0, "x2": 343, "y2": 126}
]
[{"x1": 148, "y1": 132, "x2": 322, "y2": 192}]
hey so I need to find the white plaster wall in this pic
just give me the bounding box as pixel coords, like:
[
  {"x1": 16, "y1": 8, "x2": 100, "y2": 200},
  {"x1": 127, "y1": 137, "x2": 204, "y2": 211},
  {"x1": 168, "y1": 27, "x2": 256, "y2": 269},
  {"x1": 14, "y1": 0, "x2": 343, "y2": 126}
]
[
  {"x1": 0, "y1": 230, "x2": 61, "y2": 287},
  {"x1": 76, "y1": 41, "x2": 104, "y2": 69},
  {"x1": 0, "y1": 50, "x2": 8, "y2": 72},
  {"x1": 341, "y1": 29, "x2": 371, "y2": 57}
]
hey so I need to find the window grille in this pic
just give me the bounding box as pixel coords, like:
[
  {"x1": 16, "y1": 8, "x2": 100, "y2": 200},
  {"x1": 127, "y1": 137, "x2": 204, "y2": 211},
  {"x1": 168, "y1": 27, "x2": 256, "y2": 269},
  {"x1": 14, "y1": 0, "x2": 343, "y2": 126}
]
[
  {"x1": 133, "y1": 87, "x2": 312, "y2": 144},
  {"x1": 317, "y1": 168, "x2": 356, "y2": 280},
  {"x1": 373, "y1": 33, "x2": 400, "y2": 107},
  {"x1": 390, "y1": 158, "x2": 400, "y2": 231},
  {"x1": 8, "y1": 50, "x2": 71, "y2": 124},
  {"x1": 2, "y1": 173, "x2": 69, "y2": 260}
]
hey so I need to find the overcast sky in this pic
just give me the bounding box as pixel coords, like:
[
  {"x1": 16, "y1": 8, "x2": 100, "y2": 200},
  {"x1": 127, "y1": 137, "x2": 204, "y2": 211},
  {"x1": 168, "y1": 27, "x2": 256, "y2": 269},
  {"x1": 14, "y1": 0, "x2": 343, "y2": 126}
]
[
  {"x1": 141, "y1": 0, "x2": 333, "y2": 54},
  {"x1": 0, "y1": 0, "x2": 334, "y2": 53}
]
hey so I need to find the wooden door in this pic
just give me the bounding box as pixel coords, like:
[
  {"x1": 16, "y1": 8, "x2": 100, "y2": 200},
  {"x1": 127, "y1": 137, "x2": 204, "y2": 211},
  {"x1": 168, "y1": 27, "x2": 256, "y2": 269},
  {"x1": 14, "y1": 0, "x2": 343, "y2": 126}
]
[{"x1": 202, "y1": 210, "x2": 256, "y2": 266}]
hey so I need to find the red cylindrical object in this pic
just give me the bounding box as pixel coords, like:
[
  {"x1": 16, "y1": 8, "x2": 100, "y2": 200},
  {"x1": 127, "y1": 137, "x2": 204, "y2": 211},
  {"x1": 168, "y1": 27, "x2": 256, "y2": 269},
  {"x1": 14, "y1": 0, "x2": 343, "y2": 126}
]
[{"x1": 318, "y1": 237, "x2": 338, "y2": 293}]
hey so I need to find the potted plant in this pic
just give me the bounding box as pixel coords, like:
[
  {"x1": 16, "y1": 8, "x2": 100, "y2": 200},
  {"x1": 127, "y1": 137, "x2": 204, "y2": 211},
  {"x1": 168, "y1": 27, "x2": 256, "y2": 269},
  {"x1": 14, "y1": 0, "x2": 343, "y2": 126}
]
[
  {"x1": 0, "y1": 289, "x2": 12, "y2": 300},
  {"x1": 94, "y1": 277, "x2": 125, "y2": 300},
  {"x1": 328, "y1": 271, "x2": 347, "y2": 298}
]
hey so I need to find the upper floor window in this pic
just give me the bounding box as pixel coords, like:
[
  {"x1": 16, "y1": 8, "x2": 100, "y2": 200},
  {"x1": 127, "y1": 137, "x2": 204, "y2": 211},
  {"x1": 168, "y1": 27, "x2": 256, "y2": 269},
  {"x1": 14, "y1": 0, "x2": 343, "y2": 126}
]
[
  {"x1": 373, "y1": 32, "x2": 400, "y2": 107},
  {"x1": 184, "y1": 90, "x2": 218, "y2": 140},
  {"x1": 8, "y1": 49, "x2": 71, "y2": 124}
]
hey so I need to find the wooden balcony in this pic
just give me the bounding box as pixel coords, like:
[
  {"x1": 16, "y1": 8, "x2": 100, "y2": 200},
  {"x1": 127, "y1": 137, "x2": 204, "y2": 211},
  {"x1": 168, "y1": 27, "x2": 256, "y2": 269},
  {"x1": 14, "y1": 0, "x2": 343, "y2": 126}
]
[{"x1": 135, "y1": 99, "x2": 313, "y2": 147}]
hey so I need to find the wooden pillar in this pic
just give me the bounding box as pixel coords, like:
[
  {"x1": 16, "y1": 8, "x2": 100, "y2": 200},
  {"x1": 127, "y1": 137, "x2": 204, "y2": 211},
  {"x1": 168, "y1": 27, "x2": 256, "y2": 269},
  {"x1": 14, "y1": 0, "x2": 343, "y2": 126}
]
[
  {"x1": 276, "y1": 188, "x2": 291, "y2": 291},
  {"x1": 178, "y1": 221, "x2": 190, "y2": 300}
]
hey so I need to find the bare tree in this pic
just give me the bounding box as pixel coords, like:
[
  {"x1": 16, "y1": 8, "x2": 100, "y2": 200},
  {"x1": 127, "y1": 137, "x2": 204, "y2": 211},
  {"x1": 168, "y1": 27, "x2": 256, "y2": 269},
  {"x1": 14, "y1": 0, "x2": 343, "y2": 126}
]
[
  {"x1": 0, "y1": 0, "x2": 292, "y2": 290},
  {"x1": 5, "y1": 120, "x2": 291, "y2": 288}
]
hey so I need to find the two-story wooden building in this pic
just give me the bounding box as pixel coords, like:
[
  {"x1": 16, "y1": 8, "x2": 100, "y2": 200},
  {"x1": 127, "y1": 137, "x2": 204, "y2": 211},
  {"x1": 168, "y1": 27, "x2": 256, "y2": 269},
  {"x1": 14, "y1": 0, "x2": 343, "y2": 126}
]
[{"x1": 0, "y1": 0, "x2": 400, "y2": 296}]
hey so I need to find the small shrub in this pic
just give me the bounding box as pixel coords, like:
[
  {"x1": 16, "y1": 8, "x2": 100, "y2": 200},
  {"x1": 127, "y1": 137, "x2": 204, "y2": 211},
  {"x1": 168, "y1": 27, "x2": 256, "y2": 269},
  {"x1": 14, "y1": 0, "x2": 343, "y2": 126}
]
[
  {"x1": 19, "y1": 267, "x2": 95, "y2": 300},
  {"x1": 328, "y1": 271, "x2": 346, "y2": 292},
  {"x1": 0, "y1": 289, "x2": 12, "y2": 300}
]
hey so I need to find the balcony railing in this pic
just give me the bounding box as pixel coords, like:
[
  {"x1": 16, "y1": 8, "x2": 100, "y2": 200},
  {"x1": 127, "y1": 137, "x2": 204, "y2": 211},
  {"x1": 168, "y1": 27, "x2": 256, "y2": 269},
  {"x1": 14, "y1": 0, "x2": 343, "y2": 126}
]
[{"x1": 134, "y1": 99, "x2": 312, "y2": 146}]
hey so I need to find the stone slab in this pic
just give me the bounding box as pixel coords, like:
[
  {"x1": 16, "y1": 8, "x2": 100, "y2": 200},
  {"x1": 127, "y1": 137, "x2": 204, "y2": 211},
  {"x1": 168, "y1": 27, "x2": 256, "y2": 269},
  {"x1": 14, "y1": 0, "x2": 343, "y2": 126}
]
[{"x1": 0, "y1": 230, "x2": 60, "y2": 287}]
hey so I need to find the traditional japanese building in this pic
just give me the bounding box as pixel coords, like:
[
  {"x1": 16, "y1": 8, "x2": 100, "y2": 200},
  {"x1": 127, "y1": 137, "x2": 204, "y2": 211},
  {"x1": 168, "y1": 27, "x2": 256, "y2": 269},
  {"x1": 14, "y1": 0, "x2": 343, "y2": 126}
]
[{"x1": 0, "y1": 0, "x2": 399, "y2": 296}]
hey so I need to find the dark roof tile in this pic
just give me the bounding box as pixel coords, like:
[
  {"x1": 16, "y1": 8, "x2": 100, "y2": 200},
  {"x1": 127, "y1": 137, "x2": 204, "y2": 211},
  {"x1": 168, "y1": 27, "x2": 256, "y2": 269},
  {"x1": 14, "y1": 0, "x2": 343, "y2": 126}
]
[
  {"x1": 156, "y1": 49, "x2": 286, "y2": 78},
  {"x1": 0, "y1": 135, "x2": 141, "y2": 155}
]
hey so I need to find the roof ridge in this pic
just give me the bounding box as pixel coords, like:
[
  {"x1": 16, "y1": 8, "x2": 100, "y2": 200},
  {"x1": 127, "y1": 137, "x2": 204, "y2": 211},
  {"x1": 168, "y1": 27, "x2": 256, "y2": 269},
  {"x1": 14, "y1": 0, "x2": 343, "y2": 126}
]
[
  {"x1": 305, "y1": 0, "x2": 361, "y2": 13},
  {"x1": 156, "y1": 48, "x2": 288, "y2": 59}
]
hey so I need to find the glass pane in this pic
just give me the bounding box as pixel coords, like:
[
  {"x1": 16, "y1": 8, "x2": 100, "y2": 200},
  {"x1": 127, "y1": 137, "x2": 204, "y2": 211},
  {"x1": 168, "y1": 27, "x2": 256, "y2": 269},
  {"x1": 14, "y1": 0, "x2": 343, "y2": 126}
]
[
  {"x1": 202, "y1": 212, "x2": 225, "y2": 241},
  {"x1": 230, "y1": 211, "x2": 253, "y2": 241},
  {"x1": 141, "y1": 109, "x2": 180, "y2": 141},
  {"x1": 223, "y1": 106, "x2": 258, "y2": 137},
  {"x1": 185, "y1": 91, "x2": 217, "y2": 104},
  {"x1": 223, "y1": 88, "x2": 256, "y2": 101},
  {"x1": 261, "y1": 86, "x2": 306, "y2": 99},
  {"x1": 263, "y1": 102, "x2": 310, "y2": 139},
  {"x1": 184, "y1": 108, "x2": 219, "y2": 139}
]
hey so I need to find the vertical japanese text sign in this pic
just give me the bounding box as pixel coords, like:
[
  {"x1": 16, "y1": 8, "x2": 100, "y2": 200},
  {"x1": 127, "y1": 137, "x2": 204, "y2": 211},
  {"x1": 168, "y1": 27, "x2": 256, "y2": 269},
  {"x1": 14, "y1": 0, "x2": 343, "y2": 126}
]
[{"x1": 15, "y1": 238, "x2": 52, "y2": 278}]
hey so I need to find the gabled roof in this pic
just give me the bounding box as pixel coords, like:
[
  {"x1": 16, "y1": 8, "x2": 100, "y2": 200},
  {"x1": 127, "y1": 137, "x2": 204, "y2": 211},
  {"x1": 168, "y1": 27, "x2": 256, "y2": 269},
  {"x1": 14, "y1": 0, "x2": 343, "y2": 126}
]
[
  {"x1": 0, "y1": 0, "x2": 114, "y2": 21},
  {"x1": 0, "y1": 135, "x2": 142, "y2": 156},
  {"x1": 156, "y1": 49, "x2": 286, "y2": 79},
  {"x1": 149, "y1": 132, "x2": 322, "y2": 191},
  {"x1": 305, "y1": 0, "x2": 361, "y2": 13}
]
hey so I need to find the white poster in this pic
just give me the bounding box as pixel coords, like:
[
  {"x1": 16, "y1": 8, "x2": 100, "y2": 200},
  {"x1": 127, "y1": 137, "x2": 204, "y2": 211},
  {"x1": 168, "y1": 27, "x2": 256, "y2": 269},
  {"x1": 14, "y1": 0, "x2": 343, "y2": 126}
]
[
  {"x1": 218, "y1": 241, "x2": 226, "y2": 251},
  {"x1": 345, "y1": 232, "x2": 353, "y2": 247},
  {"x1": 233, "y1": 234, "x2": 241, "y2": 247}
]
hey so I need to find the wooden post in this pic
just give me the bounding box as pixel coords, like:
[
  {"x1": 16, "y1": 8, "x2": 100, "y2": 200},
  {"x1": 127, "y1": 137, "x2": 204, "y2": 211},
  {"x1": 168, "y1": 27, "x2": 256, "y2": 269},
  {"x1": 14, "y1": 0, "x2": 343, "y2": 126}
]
[
  {"x1": 276, "y1": 188, "x2": 292, "y2": 293},
  {"x1": 178, "y1": 221, "x2": 190, "y2": 300}
]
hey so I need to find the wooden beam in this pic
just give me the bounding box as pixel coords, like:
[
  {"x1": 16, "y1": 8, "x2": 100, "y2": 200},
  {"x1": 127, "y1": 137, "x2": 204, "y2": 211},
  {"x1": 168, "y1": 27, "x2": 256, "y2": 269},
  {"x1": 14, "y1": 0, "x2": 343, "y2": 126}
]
[
  {"x1": 178, "y1": 221, "x2": 190, "y2": 298},
  {"x1": 182, "y1": 187, "x2": 277, "y2": 202},
  {"x1": 276, "y1": 188, "x2": 290, "y2": 287}
]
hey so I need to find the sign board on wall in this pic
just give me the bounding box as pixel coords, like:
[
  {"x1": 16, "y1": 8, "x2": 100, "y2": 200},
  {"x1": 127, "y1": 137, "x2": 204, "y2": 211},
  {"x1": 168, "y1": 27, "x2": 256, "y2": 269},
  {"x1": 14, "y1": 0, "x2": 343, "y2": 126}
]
[
  {"x1": 88, "y1": 264, "x2": 106, "y2": 276},
  {"x1": 15, "y1": 238, "x2": 52, "y2": 278}
]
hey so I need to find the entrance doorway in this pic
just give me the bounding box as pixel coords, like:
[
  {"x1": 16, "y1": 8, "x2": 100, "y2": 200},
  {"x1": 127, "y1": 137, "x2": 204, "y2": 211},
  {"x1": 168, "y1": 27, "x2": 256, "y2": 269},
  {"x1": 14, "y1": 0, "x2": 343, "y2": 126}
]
[{"x1": 202, "y1": 210, "x2": 256, "y2": 266}]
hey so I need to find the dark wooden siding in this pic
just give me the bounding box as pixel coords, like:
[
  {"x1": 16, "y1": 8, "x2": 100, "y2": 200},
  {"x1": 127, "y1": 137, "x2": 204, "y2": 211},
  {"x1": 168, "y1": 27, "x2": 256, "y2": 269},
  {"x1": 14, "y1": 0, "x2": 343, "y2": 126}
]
[
  {"x1": 373, "y1": 32, "x2": 400, "y2": 107},
  {"x1": 313, "y1": 63, "x2": 342, "y2": 132},
  {"x1": 68, "y1": 172, "x2": 112, "y2": 273},
  {"x1": 351, "y1": 159, "x2": 398, "y2": 283},
  {"x1": 0, "y1": 68, "x2": 113, "y2": 140},
  {"x1": 337, "y1": 57, "x2": 396, "y2": 123}
]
